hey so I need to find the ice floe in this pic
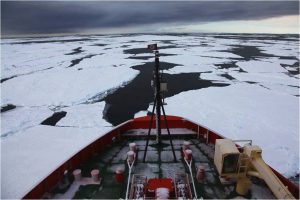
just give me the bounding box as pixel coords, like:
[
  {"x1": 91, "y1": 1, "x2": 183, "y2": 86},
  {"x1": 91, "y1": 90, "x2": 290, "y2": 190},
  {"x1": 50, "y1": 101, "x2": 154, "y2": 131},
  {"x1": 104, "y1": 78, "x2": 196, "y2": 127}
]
[
  {"x1": 259, "y1": 42, "x2": 300, "y2": 59},
  {"x1": 163, "y1": 54, "x2": 228, "y2": 74},
  {"x1": 236, "y1": 59, "x2": 288, "y2": 73},
  {"x1": 1, "y1": 106, "x2": 53, "y2": 137},
  {"x1": 56, "y1": 102, "x2": 112, "y2": 128},
  {"x1": 1, "y1": 125, "x2": 112, "y2": 199},
  {"x1": 1, "y1": 34, "x2": 299, "y2": 199},
  {"x1": 1, "y1": 66, "x2": 139, "y2": 106},
  {"x1": 200, "y1": 72, "x2": 233, "y2": 83},
  {"x1": 137, "y1": 83, "x2": 299, "y2": 177}
]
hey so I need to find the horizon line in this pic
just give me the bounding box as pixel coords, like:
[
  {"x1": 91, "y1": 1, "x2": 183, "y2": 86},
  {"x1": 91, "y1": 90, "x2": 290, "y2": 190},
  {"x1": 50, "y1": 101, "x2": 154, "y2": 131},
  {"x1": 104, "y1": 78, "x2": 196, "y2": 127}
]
[{"x1": 2, "y1": 31, "x2": 299, "y2": 39}]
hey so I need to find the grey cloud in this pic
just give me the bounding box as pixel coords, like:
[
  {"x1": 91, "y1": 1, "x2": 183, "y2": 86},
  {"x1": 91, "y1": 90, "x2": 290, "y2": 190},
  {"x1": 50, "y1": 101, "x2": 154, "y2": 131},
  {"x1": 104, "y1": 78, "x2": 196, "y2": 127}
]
[{"x1": 1, "y1": 1, "x2": 299, "y2": 35}]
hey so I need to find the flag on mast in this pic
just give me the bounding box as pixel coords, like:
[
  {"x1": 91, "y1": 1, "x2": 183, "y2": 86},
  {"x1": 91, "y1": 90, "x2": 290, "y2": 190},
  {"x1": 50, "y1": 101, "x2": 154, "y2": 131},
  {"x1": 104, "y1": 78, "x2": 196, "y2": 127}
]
[{"x1": 147, "y1": 42, "x2": 157, "y2": 50}]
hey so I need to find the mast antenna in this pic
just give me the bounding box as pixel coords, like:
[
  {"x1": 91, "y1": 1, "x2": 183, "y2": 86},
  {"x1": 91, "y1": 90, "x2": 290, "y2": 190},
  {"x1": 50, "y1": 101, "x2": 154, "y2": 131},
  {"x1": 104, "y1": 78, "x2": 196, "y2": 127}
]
[{"x1": 143, "y1": 43, "x2": 176, "y2": 162}]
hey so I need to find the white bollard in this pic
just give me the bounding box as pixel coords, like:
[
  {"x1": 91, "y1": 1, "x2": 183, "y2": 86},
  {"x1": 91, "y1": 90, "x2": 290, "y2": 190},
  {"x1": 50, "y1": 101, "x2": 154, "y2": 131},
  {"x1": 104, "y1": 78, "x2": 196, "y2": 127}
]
[
  {"x1": 185, "y1": 149, "x2": 193, "y2": 161},
  {"x1": 73, "y1": 169, "x2": 82, "y2": 181},
  {"x1": 91, "y1": 169, "x2": 100, "y2": 182},
  {"x1": 182, "y1": 141, "x2": 190, "y2": 150},
  {"x1": 127, "y1": 151, "x2": 135, "y2": 163},
  {"x1": 156, "y1": 187, "x2": 170, "y2": 199},
  {"x1": 129, "y1": 143, "x2": 137, "y2": 152}
]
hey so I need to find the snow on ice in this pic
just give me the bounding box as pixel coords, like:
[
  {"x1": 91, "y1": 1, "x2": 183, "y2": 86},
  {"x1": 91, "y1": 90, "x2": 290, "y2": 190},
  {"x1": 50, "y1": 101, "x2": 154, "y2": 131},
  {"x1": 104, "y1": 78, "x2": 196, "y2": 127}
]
[
  {"x1": 236, "y1": 59, "x2": 288, "y2": 73},
  {"x1": 1, "y1": 125, "x2": 111, "y2": 199},
  {"x1": 137, "y1": 83, "x2": 299, "y2": 177},
  {"x1": 1, "y1": 66, "x2": 139, "y2": 106},
  {"x1": 1, "y1": 34, "x2": 299, "y2": 198},
  {"x1": 1, "y1": 106, "x2": 53, "y2": 137},
  {"x1": 56, "y1": 102, "x2": 111, "y2": 128}
]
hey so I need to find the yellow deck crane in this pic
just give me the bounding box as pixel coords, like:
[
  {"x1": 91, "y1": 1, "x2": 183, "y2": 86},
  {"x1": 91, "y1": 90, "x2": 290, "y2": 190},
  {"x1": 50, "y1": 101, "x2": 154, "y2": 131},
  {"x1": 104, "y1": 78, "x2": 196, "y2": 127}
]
[{"x1": 214, "y1": 139, "x2": 295, "y2": 199}]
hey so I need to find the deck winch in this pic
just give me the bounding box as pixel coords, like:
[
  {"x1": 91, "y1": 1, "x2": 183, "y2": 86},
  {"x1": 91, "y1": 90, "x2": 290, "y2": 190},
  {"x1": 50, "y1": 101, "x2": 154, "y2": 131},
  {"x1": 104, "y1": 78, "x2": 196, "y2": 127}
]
[{"x1": 128, "y1": 174, "x2": 193, "y2": 199}]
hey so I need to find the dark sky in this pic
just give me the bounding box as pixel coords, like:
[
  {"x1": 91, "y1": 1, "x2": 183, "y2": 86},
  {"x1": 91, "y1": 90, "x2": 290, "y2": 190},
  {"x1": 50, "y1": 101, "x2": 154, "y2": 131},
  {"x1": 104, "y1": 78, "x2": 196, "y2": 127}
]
[{"x1": 1, "y1": 1, "x2": 299, "y2": 35}]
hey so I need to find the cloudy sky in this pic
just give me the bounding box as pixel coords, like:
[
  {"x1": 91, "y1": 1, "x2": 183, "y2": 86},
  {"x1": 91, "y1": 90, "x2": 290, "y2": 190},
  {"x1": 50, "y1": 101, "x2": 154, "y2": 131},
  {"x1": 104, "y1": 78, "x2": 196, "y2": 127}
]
[{"x1": 1, "y1": 1, "x2": 299, "y2": 36}]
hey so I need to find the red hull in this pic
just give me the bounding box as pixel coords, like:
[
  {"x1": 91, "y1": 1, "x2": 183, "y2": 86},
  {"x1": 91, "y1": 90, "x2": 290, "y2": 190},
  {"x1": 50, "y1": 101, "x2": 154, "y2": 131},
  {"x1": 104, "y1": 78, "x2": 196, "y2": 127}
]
[{"x1": 23, "y1": 115, "x2": 299, "y2": 199}]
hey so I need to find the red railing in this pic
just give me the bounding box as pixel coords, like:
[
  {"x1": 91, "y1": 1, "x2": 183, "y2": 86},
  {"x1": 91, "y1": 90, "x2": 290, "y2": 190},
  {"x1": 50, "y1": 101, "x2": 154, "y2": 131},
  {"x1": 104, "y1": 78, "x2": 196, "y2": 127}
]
[{"x1": 23, "y1": 115, "x2": 299, "y2": 199}]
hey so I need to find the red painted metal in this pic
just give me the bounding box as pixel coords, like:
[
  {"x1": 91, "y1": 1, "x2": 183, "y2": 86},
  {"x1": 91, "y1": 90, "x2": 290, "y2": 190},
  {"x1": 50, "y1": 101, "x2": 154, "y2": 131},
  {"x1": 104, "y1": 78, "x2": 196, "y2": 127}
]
[
  {"x1": 22, "y1": 115, "x2": 299, "y2": 199},
  {"x1": 115, "y1": 168, "x2": 125, "y2": 183},
  {"x1": 147, "y1": 43, "x2": 158, "y2": 50},
  {"x1": 148, "y1": 178, "x2": 174, "y2": 191},
  {"x1": 272, "y1": 167, "x2": 299, "y2": 199}
]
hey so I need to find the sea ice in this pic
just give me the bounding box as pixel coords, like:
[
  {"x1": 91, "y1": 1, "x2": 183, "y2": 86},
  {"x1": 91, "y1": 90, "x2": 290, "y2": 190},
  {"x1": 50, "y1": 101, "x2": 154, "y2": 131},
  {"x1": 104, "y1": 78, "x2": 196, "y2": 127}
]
[
  {"x1": 56, "y1": 102, "x2": 112, "y2": 128},
  {"x1": 1, "y1": 66, "x2": 139, "y2": 106},
  {"x1": 200, "y1": 72, "x2": 233, "y2": 83},
  {"x1": 259, "y1": 42, "x2": 300, "y2": 59},
  {"x1": 1, "y1": 34, "x2": 299, "y2": 199},
  {"x1": 2, "y1": 42, "x2": 83, "y2": 79},
  {"x1": 1, "y1": 106, "x2": 53, "y2": 137},
  {"x1": 139, "y1": 83, "x2": 299, "y2": 177},
  {"x1": 236, "y1": 59, "x2": 288, "y2": 73},
  {"x1": 229, "y1": 71, "x2": 298, "y2": 86},
  {"x1": 163, "y1": 54, "x2": 226, "y2": 74},
  {"x1": 1, "y1": 125, "x2": 112, "y2": 199}
]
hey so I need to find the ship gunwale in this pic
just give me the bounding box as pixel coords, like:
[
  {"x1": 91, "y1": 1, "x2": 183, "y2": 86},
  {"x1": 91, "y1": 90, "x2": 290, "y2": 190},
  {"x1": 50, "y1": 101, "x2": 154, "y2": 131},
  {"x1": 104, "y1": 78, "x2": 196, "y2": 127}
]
[{"x1": 22, "y1": 115, "x2": 299, "y2": 199}]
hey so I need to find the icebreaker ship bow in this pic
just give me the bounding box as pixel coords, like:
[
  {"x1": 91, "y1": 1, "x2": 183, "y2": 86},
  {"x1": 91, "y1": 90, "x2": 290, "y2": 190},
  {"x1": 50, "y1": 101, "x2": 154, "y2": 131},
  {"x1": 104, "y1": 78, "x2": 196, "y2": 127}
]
[{"x1": 23, "y1": 43, "x2": 299, "y2": 199}]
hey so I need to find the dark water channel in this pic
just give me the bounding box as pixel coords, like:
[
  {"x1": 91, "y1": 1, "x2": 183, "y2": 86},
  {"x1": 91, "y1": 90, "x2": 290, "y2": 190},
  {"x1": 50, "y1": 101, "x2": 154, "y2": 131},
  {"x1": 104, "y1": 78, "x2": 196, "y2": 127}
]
[
  {"x1": 65, "y1": 47, "x2": 84, "y2": 55},
  {"x1": 1, "y1": 104, "x2": 16, "y2": 112},
  {"x1": 41, "y1": 111, "x2": 67, "y2": 126},
  {"x1": 103, "y1": 61, "x2": 229, "y2": 126},
  {"x1": 226, "y1": 45, "x2": 271, "y2": 61}
]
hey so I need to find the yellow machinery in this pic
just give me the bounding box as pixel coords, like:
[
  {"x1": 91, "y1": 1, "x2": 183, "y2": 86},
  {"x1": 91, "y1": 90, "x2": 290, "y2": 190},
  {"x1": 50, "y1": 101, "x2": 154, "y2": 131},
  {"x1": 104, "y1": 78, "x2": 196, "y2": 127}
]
[{"x1": 214, "y1": 139, "x2": 295, "y2": 199}]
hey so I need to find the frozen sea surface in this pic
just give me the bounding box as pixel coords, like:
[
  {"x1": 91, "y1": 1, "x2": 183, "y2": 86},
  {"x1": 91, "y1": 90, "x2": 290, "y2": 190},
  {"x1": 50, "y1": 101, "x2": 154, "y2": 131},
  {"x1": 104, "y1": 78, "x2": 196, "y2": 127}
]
[
  {"x1": 137, "y1": 83, "x2": 299, "y2": 177},
  {"x1": 1, "y1": 33, "x2": 299, "y2": 198}
]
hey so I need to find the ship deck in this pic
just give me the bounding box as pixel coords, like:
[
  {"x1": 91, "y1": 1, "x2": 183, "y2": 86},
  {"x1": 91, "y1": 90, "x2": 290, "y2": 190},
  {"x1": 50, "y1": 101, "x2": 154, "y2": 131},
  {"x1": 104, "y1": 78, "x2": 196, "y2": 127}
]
[{"x1": 51, "y1": 128, "x2": 275, "y2": 199}]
